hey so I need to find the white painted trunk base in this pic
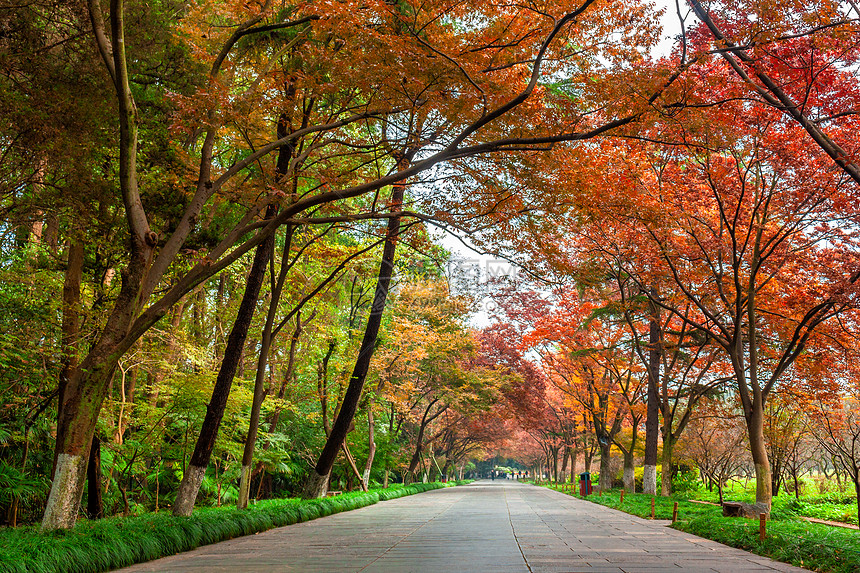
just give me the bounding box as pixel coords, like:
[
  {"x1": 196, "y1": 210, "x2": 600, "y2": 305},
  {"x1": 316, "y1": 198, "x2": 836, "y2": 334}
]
[
  {"x1": 41, "y1": 454, "x2": 87, "y2": 530},
  {"x1": 623, "y1": 465, "x2": 635, "y2": 493},
  {"x1": 302, "y1": 470, "x2": 329, "y2": 498},
  {"x1": 643, "y1": 464, "x2": 657, "y2": 495},
  {"x1": 237, "y1": 465, "x2": 252, "y2": 509},
  {"x1": 173, "y1": 465, "x2": 207, "y2": 516}
]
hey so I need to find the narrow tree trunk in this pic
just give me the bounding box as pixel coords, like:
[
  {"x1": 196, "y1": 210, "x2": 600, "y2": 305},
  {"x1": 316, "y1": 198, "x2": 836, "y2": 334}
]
[
  {"x1": 86, "y1": 435, "x2": 103, "y2": 519},
  {"x1": 265, "y1": 316, "x2": 303, "y2": 434},
  {"x1": 302, "y1": 173, "x2": 406, "y2": 498},
  {"x1": 407, "y1": 422, "x2": 430, "y2": 477},
  {"x1": 362, "y1": 404, "x2": 376, "y2": 490},
  {"x1": 342, "y1": 442, "x2": 367, "y2": 492},
  {"x1": 643, "y1": 293, "x2": 660, "y2": 495},
  {"x1": 660, "y1": 437, "x2": 675, "y2": 496},
  {"x1": 174, "y1": 205, "x2": 276, "y2": 516},
  {"x1": 560, "y1": 447, "x2": 570, "y2": 484},
  {"x1": 237, "y1": 221, "x2": 291, "y2": 509}
]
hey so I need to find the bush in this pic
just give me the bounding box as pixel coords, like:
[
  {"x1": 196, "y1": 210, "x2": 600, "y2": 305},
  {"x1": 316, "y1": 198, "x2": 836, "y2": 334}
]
[{"x1": 672, "y1": 469, "x2": 700, "y2": 494}]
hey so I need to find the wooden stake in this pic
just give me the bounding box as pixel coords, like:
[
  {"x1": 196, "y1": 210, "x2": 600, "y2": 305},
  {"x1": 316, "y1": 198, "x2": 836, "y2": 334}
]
[
  {"x1": 672, "y1": 501, "x2": 678, "y2": 523},
  {"x1": 620, "y1": 490, "x2": 625, "y2": 502},
  {"x1": 651, "y1": 497, "x2": 655, "y2": 519},
  {"x1": 759, "y1": 513, "x2": 766, "y2": 541}
]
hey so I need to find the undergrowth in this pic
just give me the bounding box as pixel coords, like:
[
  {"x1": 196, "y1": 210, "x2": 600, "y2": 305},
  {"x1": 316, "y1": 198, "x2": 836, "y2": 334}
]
[
  {"x1": 545, "y1": 486, "x2": 860, "y2": 573},
  {"x1": 0, "y1": 480, "x2": 471, "y2": 573}
]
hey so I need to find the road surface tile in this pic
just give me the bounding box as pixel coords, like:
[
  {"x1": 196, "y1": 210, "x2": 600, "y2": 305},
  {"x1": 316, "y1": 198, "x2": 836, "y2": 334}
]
[{"x1": 116, "y1": 480, "x2": 810, "y2": 572}]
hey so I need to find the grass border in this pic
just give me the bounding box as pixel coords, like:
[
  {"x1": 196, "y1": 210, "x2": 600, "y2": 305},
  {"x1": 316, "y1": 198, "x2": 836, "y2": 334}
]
[{"x1": 0, "y1": 480, "x2": 473, "y2": 573}]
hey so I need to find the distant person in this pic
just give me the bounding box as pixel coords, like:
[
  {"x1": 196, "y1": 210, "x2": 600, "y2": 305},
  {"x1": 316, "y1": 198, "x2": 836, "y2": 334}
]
[{"x1": 491, "y1": 471, "x2": 495, "y2": 481}]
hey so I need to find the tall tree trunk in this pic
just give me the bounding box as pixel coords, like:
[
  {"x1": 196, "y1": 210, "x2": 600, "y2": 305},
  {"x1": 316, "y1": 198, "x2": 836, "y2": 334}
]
[
  {"x1": 237, "y1": 218, "x2": 292, "y2": 509},
  {"x1": 642, "y1": 288, "x2": 660, "y2": 495},
  {"x1": 643, "y1": 292, "x2": 660, "y2": 495},
  {"x1": 173, "y1": 204, "x2": 277, "y2": 516},
  {"x1": 53, "y1": 239, "x2": 84, "y2": 480},
  {"x1": 42, "y1": 1, "x2": 163, "y2": 529},
  {"x1": 302, "y1": 170, "x2": 407, "y2": 498}
]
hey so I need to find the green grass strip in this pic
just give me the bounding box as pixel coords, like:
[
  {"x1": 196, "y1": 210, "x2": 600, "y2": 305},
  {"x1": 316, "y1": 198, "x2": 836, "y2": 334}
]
[
  {"x1": 544, "y1": 486, "x2": 860, "y2": 573},
  {"x1": 0, "y1": 480, "x2": 471, "y2": 573}
]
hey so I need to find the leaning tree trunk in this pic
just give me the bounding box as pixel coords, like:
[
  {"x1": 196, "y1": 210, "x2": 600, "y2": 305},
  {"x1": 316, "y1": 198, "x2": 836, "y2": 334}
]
[
  {"x1": 236, "y1": 224, "x2": 291, "y2": 508},
  {"x1": 238, "y1": 112, "x2": 300, "y2": 509},
  {"x1": 173, "y1": 204, "x2": 277, "y2": 516},
  {"x1": 301, "y1": 172, "x2": 406, "y2": 498},
  {"x1": 42, "y1": 261, "x2": 148, "y2": 529}
]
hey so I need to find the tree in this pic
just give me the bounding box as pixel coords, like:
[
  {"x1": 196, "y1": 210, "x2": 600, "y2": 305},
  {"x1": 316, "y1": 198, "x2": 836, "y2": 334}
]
[
  {"x1": 678, "y1": 398, "x2": 748, "y2": 504},
  {"x1": 32, "y1": 0, "x2": 673, "y2": 527}
]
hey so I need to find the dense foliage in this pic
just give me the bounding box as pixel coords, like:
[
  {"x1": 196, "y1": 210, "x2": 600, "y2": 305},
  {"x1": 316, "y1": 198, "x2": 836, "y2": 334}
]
[{"x1": 1, "y1": 4, "x2": 860, "y2": 573}]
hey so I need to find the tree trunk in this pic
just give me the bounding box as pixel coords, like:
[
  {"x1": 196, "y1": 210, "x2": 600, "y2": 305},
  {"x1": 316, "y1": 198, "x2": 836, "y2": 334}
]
[
  {"x1": 793, "y1": 470, "x2": 800, "y2": 499},
  {"x1": 362, "y1": 404, "x2": 376, "y2": 490},
  {"x1": 85, "y1": 435, "x2": 103, "y2": 519},
  {"x1": 660, "y1": 437, "x2": 674, "y2": 496},
  {"x1": 342, "y1": 442, "x2": 367, "y2": 492},
  {"x1": 623, "y1": 450, "x2": 635, "y2": 493},
  {"x1": 53, "y1": 239, "x2": 84, "y2": 480},
  {"x1": 560, "y1": 447, "x2": 570, "y2": 484},
  {"x1": 598, "y1": 441, "x2": 612, "y2": 492},
  {"x1": 266, "y1": 316, "x2": 303, "y2": 434},
  {"x1": 174, "y1": 204, "x2": 276, "y2": 516},
  {"x1": 643, "y1": 293, "x2": 660, "y2": 495},
  {"x1": 237, "y1": 220, "x2": 291, "y2": 510},
  {"x1": 42, "y1": 1, "x2": 161, "y2": 524},
  {"x1": 302, "y1": 174, "x2": 406, "y2": 498},
  {"x1": 746, "y1": 399, "x2": 773, "y2": 510},
  {"x1": 854, "y1": 477, "x2": 860, "y2": 530}
]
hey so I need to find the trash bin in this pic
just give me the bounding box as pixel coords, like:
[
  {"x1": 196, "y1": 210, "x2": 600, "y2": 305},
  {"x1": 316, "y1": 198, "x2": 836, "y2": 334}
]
[{"x1": 579, "y1": 472, "x2": 592, "y2": 496}]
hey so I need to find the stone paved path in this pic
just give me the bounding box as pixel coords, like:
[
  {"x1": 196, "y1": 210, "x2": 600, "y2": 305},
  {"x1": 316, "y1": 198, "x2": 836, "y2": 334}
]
[{"x1": 116, "y1": 481, "x2": 810, "y2": 572}]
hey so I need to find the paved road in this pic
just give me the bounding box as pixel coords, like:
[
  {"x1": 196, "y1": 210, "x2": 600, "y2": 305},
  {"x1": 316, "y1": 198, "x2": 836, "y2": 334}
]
[{"x1": 117, "y1": 481, "x2": 810, "y2": 572}]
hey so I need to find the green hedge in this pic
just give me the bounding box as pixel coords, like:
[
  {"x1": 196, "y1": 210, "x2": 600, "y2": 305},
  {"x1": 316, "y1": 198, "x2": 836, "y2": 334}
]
[{"x1": 0, "y1": 481, "x2": 470, "y2": 573}]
